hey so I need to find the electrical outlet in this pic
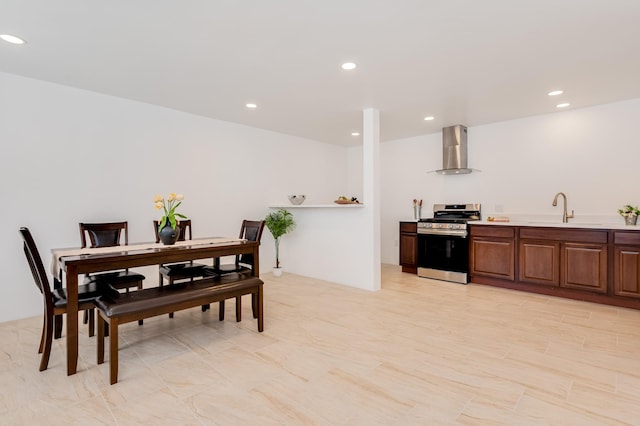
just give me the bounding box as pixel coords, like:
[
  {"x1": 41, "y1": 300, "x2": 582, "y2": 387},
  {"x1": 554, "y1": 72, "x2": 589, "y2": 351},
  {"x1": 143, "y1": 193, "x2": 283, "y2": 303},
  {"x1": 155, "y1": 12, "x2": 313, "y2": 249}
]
[{"x1": 495, "y1": 204, "x2": 504, "y2": 212}]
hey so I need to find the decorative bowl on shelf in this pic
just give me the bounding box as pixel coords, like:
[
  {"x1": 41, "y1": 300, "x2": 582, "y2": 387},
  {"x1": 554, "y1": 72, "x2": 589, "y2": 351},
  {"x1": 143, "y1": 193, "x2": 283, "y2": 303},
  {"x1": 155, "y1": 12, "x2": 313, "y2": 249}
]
[{"x1": 288, "y1": 195, "x2": 306, "y2": 205}]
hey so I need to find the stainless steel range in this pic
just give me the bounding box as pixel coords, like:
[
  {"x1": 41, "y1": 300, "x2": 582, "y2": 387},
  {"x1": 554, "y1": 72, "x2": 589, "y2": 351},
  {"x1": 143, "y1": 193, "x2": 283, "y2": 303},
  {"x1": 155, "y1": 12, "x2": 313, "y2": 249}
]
[{"x1": 417, "y1": 203, "x2": 481, "y2": 284}]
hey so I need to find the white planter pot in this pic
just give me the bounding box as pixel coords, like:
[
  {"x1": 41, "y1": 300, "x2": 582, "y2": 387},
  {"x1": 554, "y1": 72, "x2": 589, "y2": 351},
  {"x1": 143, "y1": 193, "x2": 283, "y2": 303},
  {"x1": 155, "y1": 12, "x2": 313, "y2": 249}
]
[{"x1": 272, "y1": 267, "x2": 283, "y2": 277}]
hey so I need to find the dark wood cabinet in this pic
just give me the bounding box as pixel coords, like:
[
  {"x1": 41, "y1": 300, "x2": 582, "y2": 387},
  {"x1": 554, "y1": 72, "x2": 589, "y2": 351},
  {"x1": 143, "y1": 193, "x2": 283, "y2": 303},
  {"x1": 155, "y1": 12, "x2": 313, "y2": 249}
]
[
  {"x1": 399, "y1": 222, "x2": 418, "y2": 274},
  {"x1": 470, "y1": 226, "x2": 515, "y2": 280},
  {"x1": 519, "y1": 240, "x2": 560, "y2": 286},
  {"x1": 519, "y1": 227, "x2": 608, "y2": 294},
  {"x1": 613, "y1": 231, "x2": 640, "y2": 298},
  {"x1": 561, "y1": 243, "x2": 607, "y2": 293},
  {"x1": 468, "y1": 224, "x2": 640, "y2": 309}
]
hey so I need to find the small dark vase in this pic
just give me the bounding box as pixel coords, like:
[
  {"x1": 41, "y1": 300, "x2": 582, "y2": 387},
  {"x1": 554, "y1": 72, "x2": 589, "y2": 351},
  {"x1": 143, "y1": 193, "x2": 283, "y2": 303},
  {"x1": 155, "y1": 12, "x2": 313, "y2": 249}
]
[{"x1": 158, "y1": 223, "x2": 181, "y2": 245}]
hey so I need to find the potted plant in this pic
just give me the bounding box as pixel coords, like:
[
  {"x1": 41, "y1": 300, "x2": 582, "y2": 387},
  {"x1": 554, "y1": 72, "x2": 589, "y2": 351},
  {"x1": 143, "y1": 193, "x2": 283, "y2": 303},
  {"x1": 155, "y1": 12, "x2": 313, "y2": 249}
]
[
  {"x1": 154, "y1": 192, "x2": 187, "y2": 244},
  {"x1": 264, "y1": 208, "x2": 296, "y2": 276},
  {"x1": 618, "y1": 204, "x2": 640, "y2": 225}
]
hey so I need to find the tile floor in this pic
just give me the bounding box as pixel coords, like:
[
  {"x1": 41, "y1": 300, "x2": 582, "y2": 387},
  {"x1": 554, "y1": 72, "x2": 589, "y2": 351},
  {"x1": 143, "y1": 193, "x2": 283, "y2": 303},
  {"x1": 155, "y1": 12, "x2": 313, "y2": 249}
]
[{"x1": 1, "y1": 264, "x2": 639, "y2": 425}]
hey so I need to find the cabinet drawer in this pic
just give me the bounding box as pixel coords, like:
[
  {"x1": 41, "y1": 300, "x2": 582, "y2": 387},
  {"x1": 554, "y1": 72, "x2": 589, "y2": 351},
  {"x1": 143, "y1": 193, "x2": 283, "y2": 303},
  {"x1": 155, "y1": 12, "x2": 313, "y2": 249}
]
[
  {"x1": 614, "y1": 231, "x2": 640, "y2": 245},
  {"x1": 400, "y1": 222, "x2": 417, "y2": 233},
  {"x1": 470, "y1": 225, "x2": 514, "y2": 238},
  {"x1": 519, "y1": 227, "x2": 607, "y2": 244}
]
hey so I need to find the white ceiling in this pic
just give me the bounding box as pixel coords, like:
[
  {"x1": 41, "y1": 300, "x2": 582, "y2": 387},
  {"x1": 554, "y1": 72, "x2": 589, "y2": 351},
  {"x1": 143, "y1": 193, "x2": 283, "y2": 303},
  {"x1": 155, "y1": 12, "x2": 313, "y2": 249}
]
[{"x1": 1, "y1": 0, "x2": 639, "y2": 146}]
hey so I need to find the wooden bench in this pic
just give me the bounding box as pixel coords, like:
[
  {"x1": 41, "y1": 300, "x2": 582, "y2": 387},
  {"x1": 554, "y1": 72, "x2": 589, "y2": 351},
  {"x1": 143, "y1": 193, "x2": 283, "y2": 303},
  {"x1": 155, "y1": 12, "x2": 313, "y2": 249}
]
[{"x1": 95, "y1": 275, "x2": 264, "y2": 384}]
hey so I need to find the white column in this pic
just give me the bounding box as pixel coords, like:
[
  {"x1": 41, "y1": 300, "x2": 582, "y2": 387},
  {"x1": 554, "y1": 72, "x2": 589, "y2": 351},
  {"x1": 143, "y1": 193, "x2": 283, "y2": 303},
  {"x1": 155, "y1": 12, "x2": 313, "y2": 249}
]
[{"x1": 363, "y1": 108, "x2": 381, "y2": 290}]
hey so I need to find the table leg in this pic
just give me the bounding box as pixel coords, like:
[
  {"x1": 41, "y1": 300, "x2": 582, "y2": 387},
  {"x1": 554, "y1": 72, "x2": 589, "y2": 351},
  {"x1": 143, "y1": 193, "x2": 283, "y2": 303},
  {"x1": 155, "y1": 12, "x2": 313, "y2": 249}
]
[
  {"x1": 65, "y1": 265, "x2": 79, "y2": 375},
  {"x1": 252, "y1": 245, "x2": 260, "y2": 277}
]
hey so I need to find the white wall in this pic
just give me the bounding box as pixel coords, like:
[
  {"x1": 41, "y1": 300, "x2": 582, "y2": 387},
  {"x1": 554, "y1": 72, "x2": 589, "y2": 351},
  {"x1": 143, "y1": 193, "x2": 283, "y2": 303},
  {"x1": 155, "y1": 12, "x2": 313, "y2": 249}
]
[
  {"x1": 0, "y1": 72, "x2": 348, "y2": 322},
  {"x1": 347, "y1": 98, "x2": 640, "y2": 265},
  {"x1": 5, "y1": 70, "x2": 638, "y2": 321}
]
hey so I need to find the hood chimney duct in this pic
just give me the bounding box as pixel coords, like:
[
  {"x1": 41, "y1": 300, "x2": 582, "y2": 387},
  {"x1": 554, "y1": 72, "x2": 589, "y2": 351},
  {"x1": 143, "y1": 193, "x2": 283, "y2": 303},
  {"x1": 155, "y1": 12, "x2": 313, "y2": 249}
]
[{"x1": 435, "y1": 125, "x2": 472, "y2": 174}]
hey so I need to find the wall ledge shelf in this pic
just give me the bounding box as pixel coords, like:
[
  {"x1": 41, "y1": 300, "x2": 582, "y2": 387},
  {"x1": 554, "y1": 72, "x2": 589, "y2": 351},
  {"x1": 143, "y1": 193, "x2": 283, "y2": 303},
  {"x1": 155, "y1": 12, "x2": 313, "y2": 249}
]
[{"x1": 269, "y1": 204, "x2": 364, "y2": 209}]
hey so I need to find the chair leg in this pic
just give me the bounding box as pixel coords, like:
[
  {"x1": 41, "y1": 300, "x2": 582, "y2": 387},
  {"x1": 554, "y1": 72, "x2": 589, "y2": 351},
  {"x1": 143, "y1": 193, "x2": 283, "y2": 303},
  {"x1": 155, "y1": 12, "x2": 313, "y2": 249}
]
[
  {"x1": 235, "y1": 296, "x2": 242, "y2": 322},
  {"x1": 257, "y1": 286, "x2": 264, "y2": 332},
  {"x1": 167, "y1": 277, "x2": 174, "y2": 319},
  {"x1": 54, "y1": 314, "x2": 63, "y2": 339},
  {"x1": 97, "y1": 315, "x2": 105, "y2": 364},
  {"x1": 109, "y1": 319, "x2": 119, "y2": 385},
  {"x1": 137, "y1": 280, "x2": 144, "y2": 325},
  {"x1": 88, "y1": 309, "x2": 95, "y2": 338},
  {"x1": 38, "y1": 312, "x2": 45, "y2": 354},
  {"x1": 39, "y1": 312, "x2": 54, "y2": 372},
  {"x1": 201, "y1": 304, "x2": 210, "y2": 312},
  {"x1": 219, "y1": 300, "x2": 225, "y2": 321},
  {"x1": 252, "y1": 292, "x2": 258, "y2": 319}
]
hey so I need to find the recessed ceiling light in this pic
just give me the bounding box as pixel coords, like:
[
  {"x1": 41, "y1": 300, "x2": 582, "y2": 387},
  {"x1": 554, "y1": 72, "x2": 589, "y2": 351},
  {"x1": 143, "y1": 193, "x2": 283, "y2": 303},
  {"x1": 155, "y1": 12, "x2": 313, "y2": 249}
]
[
  {"x1": 351, "y1": 132, "x2": 360, "y2": 136},
  {"x1": 0, "y1": 34, "x2": 26, "y2": 44},
  {"x1": 341, "y1": 62, "x2": 357, "y2": 70},
  {"x1": 424, "y1": 116, "x2": 435, "y2": 121},
  {"x1": 556, "y1": 103, "x2": 570, "y2": 108},
  {"x1": 245, "y1": 103, "x2": 257, "y2": 109},
  {"x1": 548, "y1": 90, "x2": 563, "y2": 96}
]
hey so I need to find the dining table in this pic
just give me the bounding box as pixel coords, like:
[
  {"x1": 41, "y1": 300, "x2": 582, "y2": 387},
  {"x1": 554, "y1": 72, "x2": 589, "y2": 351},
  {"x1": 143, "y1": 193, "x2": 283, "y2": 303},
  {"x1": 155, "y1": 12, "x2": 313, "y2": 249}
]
[{"x1": 51, "y1": 237, "x2": 260, "y2": 376}]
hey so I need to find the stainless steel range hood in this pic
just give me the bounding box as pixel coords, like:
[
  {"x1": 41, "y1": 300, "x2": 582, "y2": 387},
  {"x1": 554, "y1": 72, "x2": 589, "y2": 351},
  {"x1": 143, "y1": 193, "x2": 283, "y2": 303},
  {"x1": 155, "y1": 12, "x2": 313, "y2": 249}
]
[{"x1": 435, "y1": 125, "x2": 473, "y2": 175}]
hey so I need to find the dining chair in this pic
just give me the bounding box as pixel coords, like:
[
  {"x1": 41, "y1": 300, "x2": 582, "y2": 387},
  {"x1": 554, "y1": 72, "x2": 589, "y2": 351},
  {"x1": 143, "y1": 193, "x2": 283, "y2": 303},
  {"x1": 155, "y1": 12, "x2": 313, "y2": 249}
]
[
  {"x1": 205, "y1": 220, "x2": 265, "y2": 276},
  {"x1": 202, "y1": 220, "x2": 265, "y2": 316},
  {"x1": 20, "y1": 227, "x2": 117, "y2": 371},
  {"x1": 153, "y1": 219, "x2": 208, "y2": 285},
  {"x1": 79, "y1": 222, "x2": 146, "y2": 292}
]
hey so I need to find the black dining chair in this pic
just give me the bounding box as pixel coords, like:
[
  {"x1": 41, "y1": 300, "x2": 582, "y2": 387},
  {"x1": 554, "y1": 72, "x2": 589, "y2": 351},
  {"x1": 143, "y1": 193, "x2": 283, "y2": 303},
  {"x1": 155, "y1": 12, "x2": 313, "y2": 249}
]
[
  {"x1": 202, "y1": 220, "x2": 265, "y2": 318},
  {"x1": 79, "y1": 222, "x2": 146, "y2": 292},
  {"x1": 80, "y1": 221, "x2": 146, "y2": 326},
  {"x1": 204, "y1": 220, "x2": 265, "y2": 276},
  {"x1": 20, "y1": 227, "x2": 117, "y2": 371}
]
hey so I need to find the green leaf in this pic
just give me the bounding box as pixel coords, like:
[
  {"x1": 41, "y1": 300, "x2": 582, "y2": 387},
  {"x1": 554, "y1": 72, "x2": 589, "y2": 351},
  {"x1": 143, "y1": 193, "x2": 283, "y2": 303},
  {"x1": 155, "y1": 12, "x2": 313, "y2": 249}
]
[{"x1": 159, "y1": 216, "x2": 167, "y2": 229}]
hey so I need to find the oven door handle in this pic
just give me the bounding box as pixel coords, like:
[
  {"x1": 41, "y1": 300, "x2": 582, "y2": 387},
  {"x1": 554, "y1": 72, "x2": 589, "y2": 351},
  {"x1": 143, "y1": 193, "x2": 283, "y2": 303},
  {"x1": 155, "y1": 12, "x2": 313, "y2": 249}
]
[{"x1": 418, "y1": 229, "x2": 468, "y2": 237}]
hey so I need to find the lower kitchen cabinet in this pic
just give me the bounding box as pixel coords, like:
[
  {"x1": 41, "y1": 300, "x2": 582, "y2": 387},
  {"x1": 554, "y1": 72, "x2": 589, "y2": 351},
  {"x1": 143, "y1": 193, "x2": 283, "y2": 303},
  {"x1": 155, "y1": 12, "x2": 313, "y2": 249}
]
[
  {"x1": 469, "y1": 224, "x2": 638, "y2": 310},
  {"x1": 561, "y1": 242, "x2": 607, "y2": 293},
  {"x1": 399, "y1": 222, "x2": 417, "y2": 274},
  {"x1": 519, "y1": 240, "x2": 560, "y2": 286},
  {"x1": 613, "y1": 231, "x2": 640, "y2": 298},
  {"x1": 470, "y1": 226, "x2": 515, "y2": 280},
  {"x1": 519, "y1": 227, "x2": 608, "y2": 294}
]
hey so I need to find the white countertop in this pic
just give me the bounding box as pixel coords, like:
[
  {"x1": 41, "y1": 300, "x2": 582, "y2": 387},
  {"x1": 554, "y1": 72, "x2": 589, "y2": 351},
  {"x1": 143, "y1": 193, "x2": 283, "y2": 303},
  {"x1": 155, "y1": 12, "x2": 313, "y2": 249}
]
[
  {"x1": 473, "y1": 214, "x2": 637, "y2": 231},
  {"x1": 401, "y1": 215, "x2": 640, "y2": 231},
  {"x1": 473, "y1": 220, "x2": 635, "y2": 230}
]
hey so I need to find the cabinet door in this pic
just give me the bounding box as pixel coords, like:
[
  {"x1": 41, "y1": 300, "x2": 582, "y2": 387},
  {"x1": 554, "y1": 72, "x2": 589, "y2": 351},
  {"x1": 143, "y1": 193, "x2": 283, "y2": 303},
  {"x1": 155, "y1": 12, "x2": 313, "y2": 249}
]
[
  {"x1": 470, "y1": 237, "x2": 515, "y2": 280},
  {"x1": 519, "y1": 240, "x2": 560, "y2": 286},
  {"x1": 561, "y1": 243, "x2": 607, "y2": 293},
  {"x1": 614, "y1": 246, "x2": 640, "y2": 298},
  {"x1": 400, "y1": 233, "x2": 417, "y2": 273}
]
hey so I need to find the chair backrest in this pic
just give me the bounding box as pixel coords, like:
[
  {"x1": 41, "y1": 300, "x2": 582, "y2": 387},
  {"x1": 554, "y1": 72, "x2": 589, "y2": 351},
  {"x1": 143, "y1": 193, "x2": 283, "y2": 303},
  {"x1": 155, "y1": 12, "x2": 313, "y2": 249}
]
[
  {"x1": 20, "y1": 227, "x2": 54, "y2": 312},
  {"x1": 79, "y1": 222, "x2": 129, "y2": 248},
  {"x1": 238, "y1": 220, "x2": 265, "y2": 266},
  {"x1": 153, "y1": 219, "x2": 192, "y2": 243}
]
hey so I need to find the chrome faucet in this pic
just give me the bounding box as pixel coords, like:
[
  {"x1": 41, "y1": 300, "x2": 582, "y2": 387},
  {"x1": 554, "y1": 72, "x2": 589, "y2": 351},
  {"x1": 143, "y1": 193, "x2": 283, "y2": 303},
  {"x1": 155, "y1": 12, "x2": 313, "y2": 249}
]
[{"x1": 552, "y1": 192, "x2": 574, "y2": 223}]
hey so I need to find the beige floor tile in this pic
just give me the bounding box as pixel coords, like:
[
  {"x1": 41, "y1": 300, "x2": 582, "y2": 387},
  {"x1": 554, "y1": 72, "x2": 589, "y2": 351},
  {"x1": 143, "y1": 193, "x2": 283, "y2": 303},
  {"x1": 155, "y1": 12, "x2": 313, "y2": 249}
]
[{"x1": 2, "y1": 264, "x2": 640, "y2": 425}]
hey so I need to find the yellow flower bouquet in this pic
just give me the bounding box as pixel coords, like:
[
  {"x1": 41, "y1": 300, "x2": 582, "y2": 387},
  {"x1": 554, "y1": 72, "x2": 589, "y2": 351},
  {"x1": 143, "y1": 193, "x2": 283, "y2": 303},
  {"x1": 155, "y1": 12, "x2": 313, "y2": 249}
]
[{"x1": 154, "y1": 193, "x2": 186, "y2": 230}]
